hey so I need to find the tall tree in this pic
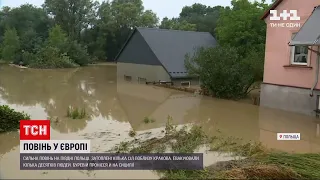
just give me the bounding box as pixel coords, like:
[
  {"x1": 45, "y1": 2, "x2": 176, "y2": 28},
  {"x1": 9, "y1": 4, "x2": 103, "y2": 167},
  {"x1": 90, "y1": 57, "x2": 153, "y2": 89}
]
[
  {"x1": 160, "y1": 3, "x2": 224, "y2": 35},
  {"x1": 2, "y1": 27, "x2": 20, "y2": 62},
  {"x1": 215, "y1": 0, "x2": 269, "y2": 57},
  {"x1": 0, "y1": 5, "x2": 51, "y2": 53},
  {"x1": 104, "y1": 0, "x2": 158, "y2": 60},
  {"x1": 47, "y1": 24, "x2": 68, "y2": 51},
  {"x1": 44, "y1": 0, "x2": 98, "y2": 40},
  {"x1": 160, "y1": 17, "x2": 196, "y2": 31}
]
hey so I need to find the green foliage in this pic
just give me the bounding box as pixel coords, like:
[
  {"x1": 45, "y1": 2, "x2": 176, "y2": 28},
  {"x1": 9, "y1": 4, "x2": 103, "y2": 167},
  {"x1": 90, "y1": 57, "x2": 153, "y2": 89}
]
[
  {"x1": 66, "y1": 40, "x2": 90, "y2": 66},
  {"x1": 44, "y1": 0, "x2": 97, "y2": 40},
  {"x1": 27, "y1": 25, "x2": 88, "y2": 68},
  {"x1": 185, "y1": 46, "x2": 255, "y2": 99},
  {"x1": 215, "y1": 0, "x2": 269, "y2": 57},
  {"x1": 66, "y1": 106, "x2": 86, "y2": 119},
  {"x1": 81, "y1": 0, "x2": 159, "y2": 60},
  {"x1": 160, "y1": 18, "x2": 197, "y2": 31},
  {"x1": 143, "y1": 117, "x2": 155, "y2": 124},
  {"x1": 21, "y1": 51, "x2": 37, "y2": 66},
  {"x1": 160, "y1": 4, "x2": 224, "y2": 34},
  {"x1": 1, "y1": 27, "x2": 20, "y2": 62},
  {"x1": 29, "y1": 46, "x2": 77, "y2": 69},
  {"x1": 0, "y1": 105, "x2": 30, "y2": 133},
  {"x1": 0, "y1": 0, "x2": 272, "y2": 69},
  {"x1": 0, "y1": 4, "x2": 50, "y2": 39},
  {"x1": 128, "y1": 129, "x2": 137, "y2": 137},
  {"x1": 243, "y1": 47, "x2": 265, "y2": 81},
  {"x1": 47, "y1": 25, "x2": 68, "y2": 52},
  {"x1": 259, "y1": 153, "x2": 320, "y2": 179}
]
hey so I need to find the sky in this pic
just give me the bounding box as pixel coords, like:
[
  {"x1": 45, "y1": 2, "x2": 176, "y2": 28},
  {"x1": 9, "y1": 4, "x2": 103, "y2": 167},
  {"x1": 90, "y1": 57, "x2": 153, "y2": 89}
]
[
  {"x1": 0, "y1": 0, "x2": 230, "y2": 20},
  {"x1": 0, "y1": 0, "x2": 272, "y2": 20}
]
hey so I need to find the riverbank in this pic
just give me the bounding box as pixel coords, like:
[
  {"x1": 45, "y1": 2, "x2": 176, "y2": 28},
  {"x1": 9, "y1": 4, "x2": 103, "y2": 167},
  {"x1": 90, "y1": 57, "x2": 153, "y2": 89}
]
[
  {"x1": 113, "y1": 119, "x2": 320, "y2": 179},
  {"x1": 148, "y1": 83, "x2": 261, "y2": 106},
  {"x1": 89, "y1": 62, "x2": 117, "y2": 66},
  {"x1": 8, "y1": 64, "x2": 28, "y2": 69}
]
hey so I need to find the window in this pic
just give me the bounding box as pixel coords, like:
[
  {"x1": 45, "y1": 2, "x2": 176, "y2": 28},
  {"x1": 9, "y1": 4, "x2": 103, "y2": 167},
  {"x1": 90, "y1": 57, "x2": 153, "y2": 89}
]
[
  {"x1": 124, "y1": 75, "x2": 132, "y2": 82},
  {"x1": 290, "y1": 33, "x2": 309, "y2": 65},
  {"x1": 138, "y1": 77, "x2": 146, "y2": 84},
  {"x1": 181, "y1": 81, "x2": 191, "y2": 88}
]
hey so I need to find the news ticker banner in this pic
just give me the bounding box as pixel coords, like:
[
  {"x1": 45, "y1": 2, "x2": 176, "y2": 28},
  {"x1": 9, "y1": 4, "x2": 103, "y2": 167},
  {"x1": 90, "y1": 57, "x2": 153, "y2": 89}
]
[
  {"x1": 19, "y1": 120, "x2": 203, "y2": 170},
  {"x1": 20, "y1": 153, "x2": 203, "y2": 170}
]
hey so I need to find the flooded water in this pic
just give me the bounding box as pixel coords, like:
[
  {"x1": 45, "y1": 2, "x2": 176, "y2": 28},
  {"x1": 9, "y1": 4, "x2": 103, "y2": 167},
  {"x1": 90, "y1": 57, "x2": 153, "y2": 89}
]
[{"x1": 0, "y1": 65, "x2": 319, "y2": 179}]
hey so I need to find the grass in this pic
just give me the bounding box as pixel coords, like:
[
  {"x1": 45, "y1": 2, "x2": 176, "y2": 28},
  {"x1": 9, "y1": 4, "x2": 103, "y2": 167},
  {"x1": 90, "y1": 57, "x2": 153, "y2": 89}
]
[
  {"x1": 128, "y1": 129, "x2": 137, "y2": 137},
  {"x1": 143, "y1": 117, "x2": 155, "y2": 124},
  {"x1": 258, "y1": 153, "x2": 320, "y2": 179},
  {"x1": 112, "y1": 116, "x2": 320, "y2": 179},
  {"x1": 66, "y1": 106, "x2": 86, "y2": 119},
  {"x1": 0, "y1": 60, "x2": 7, "y2": 64}
]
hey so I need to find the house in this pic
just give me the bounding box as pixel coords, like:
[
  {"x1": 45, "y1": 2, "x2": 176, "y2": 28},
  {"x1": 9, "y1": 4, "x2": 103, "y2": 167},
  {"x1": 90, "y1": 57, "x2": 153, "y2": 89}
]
[
  {"x1": 260, "y1": 0, "x2": 320, "y2": 116},
  {"x1": 115, "y1": 27, "x2": 217, "y2": 87}
]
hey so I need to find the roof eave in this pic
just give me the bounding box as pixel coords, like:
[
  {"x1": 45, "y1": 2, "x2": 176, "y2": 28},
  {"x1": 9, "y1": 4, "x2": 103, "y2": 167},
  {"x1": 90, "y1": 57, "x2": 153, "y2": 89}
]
[
  {"x1": 114, "y1": 28, "x2": 138, "y2": 62},
  {"x1": 260, "y1": 0, "x2": 284, "y2": 20},
  {"x1": 171, "y1": 75, "x2": 199, "y2": 79}
]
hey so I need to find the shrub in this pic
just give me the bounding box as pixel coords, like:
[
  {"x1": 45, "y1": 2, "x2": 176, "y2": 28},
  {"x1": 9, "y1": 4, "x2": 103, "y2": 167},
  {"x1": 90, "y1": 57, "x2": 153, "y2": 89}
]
[
  {"x1": 0, "y1": 105, "x2": 30, "y2": 133},
  {"x1": 243, "y1": 47, "x2": 265, "y2": 82},
  {"x1": 185, "y1": 46, "x2": 255, "y2": 99},
  {"x1": 47, "y1": 25, "x2": 68, "y2": 52},
  {"x1": 29, "y1": 46, "x2": 78, "y2": 68},
  {"x1": 66, "y1": 41, "x2": 90, "y2": 66},
  {"x1": 21, "y1": 51, "x2": 37, "y2": 66},
  {"x1": 66, "y1": 106, "x2": 86, "y2": 119}
]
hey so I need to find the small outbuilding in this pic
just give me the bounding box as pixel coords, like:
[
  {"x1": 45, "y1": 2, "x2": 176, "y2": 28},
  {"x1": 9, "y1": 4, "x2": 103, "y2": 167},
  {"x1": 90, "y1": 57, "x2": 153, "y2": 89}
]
[{"x1": 115, "y1": 27, "x2": 217, "y2": 87}]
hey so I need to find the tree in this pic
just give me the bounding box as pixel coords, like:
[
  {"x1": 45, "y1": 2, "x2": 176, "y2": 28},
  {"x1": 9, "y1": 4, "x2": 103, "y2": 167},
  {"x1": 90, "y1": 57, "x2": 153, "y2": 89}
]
[
  {"x1": 2, "y1": 27, "x2": 20, "y2": 62},
  {"x1": 215, "y1": 0, "x2": 269, "y2": 57},
  {"x1": 160, "y1": 4, "x2": 224, "y2": 35},
  {"x1": 160, "y1": 18, "x2": 196, "y2": 31},
  {"x1": 47, "y1": 24, "x2": 68, "y2": 51},
  {"x1": 185, "y1": 46, "x2": 256, "y2": 99},
  {"x1": 97, "y1": 0, "x2": 158, "y2": 60},
  {"x1": 44, "y1": 0, "x2": 98, "y2": 40},
  {"x1": 0, "y1": 4, "x2": 51, "y2": 53},
  {"x1": 139, "y1": 10, "x2": 159, "y2": 28}
]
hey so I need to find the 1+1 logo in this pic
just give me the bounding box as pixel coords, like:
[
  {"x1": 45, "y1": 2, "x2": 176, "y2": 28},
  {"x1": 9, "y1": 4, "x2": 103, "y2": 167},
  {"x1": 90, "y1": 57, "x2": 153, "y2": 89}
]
[{"x1": 269, "y1": 10, "x2": 301, "y2": 28}]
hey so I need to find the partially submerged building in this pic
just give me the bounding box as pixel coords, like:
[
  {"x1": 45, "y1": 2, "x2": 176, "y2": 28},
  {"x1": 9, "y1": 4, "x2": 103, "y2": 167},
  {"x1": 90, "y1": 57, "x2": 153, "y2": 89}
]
[
  {"x1": 116, "y1": 82, "x2": 200, "y2": 131},
  {"x1": 115, "y1": 27, "x2": 217, "y2": 87},
  {"x1": 260, "y1": 0, "x2": 320, "y2": 116}
]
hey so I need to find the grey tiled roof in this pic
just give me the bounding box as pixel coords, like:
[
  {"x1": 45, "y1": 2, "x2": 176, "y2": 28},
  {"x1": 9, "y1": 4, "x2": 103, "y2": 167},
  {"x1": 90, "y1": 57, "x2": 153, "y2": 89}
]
[
  {"x1": 289, "y1": 5, "x2": 320, "y2": 46},
  {"x1": 137, "y1": 28, "x2": 217, "y2": 78}
]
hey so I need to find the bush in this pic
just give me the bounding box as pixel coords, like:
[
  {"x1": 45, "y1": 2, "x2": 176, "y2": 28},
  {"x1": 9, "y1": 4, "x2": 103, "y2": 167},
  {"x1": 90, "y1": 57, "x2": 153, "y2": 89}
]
[
  {"x1": 29, "y1": 46, "x2": 78, "y2": 69},
  {"x1": 185, "y1": 46, "x2": 255, "y2": 99},
  {"x1": 66, "y1": 41, "x2": 90, "y2": 66},
  {"x1": 243, "y1": 47, "x2": 265, "y2": 82},
  {"x1": 0, "y1": 105, "x2": 30, "y2": 133},
  {"x1": 21, "y1": 51, "x2": 37, "y2": 66}
]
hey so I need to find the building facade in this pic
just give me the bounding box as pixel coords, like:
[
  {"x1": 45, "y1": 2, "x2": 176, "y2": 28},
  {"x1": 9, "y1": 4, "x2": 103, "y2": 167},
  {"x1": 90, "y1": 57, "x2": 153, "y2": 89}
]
[
  {"x1": 260, "y1": 0, "x2": 320, "y2": 116},
  {"x1": 116, "y1": 27, "x2": 217, "y2": 87}
]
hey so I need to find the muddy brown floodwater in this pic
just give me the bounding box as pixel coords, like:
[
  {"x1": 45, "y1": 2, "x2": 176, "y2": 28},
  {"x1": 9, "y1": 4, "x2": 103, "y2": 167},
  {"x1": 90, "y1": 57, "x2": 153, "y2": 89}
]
[{"x1": 0, "y1": 65, "x2": 319, "y2": 179}]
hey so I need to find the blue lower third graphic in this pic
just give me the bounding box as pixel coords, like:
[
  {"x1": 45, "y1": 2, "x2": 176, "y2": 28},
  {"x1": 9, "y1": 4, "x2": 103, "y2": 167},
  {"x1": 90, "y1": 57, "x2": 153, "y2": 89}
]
[{"x1": 20, "y1": 153, "x2": 203, "y2": 170}]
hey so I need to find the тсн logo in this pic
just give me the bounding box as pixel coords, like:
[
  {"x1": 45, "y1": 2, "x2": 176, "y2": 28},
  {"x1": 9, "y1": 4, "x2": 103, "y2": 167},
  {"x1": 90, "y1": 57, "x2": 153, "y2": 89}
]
[{"x1": 20, "y1": 120, "x2": 51, "y2": 140}]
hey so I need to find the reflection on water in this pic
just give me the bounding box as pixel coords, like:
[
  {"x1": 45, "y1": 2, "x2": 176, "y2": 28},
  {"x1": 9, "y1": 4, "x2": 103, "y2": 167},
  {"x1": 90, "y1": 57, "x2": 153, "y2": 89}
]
[{"x1": 0, "y1": 65, "x2": 319, "y2": 179}]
